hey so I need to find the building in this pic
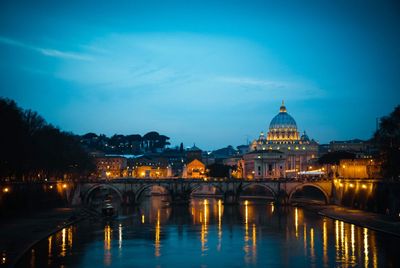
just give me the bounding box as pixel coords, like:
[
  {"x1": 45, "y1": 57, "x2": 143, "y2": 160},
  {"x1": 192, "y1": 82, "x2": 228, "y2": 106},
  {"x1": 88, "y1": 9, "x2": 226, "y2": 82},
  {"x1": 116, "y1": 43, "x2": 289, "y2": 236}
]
[
  {"x1": 94, "y1": 156, "x2": 128, "y2": 178},
  {"x1": 338, "y1": 159, "x2": 382, "y2": 179},
  {"x1": 242, "y1": 150, "x2": 286, "y2": 179},
  {"x1": 237, "y1": 144, "x2": 250, "y2": 155},
  {"x1": 131, "y1": 155, "x2": 171, "y2": 178},
  {"x1": 330, "y1": 139, "x2": 369, "y2": 153},
  {"x1": 243, "y1": 101, "x2": 319, "y2": 179},
  {"x1": 186, "y1": 144, "x2": 202, "y2": 162},
  {"x1": 183, "y1": 159, "x2": 206, "y2": 178}
]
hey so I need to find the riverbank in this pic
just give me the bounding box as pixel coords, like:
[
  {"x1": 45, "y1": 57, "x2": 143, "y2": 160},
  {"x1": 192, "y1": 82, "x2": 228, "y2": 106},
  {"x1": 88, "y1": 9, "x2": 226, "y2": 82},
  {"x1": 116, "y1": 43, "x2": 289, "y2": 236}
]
[
  {"x1": 299, "y1": 204, "x2": 400, "y2": 237},
  {"x1": 0, "y1": 207, "x2": 82, "y2": 267}
]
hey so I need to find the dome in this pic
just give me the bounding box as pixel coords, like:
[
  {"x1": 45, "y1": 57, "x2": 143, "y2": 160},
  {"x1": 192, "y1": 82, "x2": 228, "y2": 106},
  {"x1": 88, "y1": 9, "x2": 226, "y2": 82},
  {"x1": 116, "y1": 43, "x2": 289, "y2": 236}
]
[
  {"x1": 267, "y1": 101, "x2": 300, "y2": 142},
  {"x1": 300, "y1": 131, "x2": 310, "y2": 142},
  {"x1": 268, "y1": 101, "x2": 297, "y2": 131}
]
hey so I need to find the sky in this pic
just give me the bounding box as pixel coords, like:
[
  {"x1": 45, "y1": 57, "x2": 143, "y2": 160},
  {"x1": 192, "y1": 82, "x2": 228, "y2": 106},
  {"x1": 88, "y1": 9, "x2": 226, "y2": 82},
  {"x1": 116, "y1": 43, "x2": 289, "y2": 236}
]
[{"x1": 0, "y1": 0, "x2": 399, "y2": 150}]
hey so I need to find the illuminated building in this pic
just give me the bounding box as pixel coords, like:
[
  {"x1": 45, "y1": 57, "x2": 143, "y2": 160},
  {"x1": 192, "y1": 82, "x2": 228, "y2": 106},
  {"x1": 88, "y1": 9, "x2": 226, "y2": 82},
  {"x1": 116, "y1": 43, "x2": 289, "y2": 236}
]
[
  {"x1": 183, "y1": 159, "x2": 206, "y2": 178},
  {"x1": 338, "y1": 159, "x2": 382, "y2": 179},
  {"x1": 94, "y1": 156, "x2": 127, "y2": 178},
  {"x1": 131, "y1": 156, "x2": 172, "y2": 178},
  {"x1": 243, "y1": 101, "x2": 318, "y2": 179}
]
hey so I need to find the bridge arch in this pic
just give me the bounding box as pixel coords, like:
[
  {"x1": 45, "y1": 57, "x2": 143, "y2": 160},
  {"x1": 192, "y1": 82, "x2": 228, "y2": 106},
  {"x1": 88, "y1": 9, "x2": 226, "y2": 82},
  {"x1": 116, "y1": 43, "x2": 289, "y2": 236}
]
[
  {"x1": 189, "y1": 183, "x2": 223, "y2": 196},
  {"x1": 84, "y1": 184, "x2": 123, "y2": 205},
  {"x1": 241, "y1": 183, "x2": 277, "y2": 199},
  {"x1": 288, "y1": 183, "x2": 329, "y2": 205},
  {"x1": 134, "y1": 184, "x2": 171, "y2": 203}
]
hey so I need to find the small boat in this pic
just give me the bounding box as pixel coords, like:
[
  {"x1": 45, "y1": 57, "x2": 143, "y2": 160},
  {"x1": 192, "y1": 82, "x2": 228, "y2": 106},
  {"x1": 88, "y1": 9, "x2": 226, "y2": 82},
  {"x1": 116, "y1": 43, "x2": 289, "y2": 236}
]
[{"x1": 102, "y1": 197, "x2": 115, "y2": 217}]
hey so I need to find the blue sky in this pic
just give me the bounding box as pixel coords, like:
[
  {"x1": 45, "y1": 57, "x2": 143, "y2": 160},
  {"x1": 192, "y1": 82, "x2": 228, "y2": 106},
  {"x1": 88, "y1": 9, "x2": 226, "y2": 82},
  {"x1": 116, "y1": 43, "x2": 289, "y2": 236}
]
[{"x1": 0, "y1": 1, "x2": 399, "y2": 149}]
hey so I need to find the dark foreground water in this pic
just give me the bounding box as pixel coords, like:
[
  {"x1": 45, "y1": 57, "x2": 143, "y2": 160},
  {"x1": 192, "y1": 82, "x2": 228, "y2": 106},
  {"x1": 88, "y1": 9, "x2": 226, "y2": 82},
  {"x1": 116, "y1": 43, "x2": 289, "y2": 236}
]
[{"x1": 17, "y1": 197, "x2": 400, "y2": 267}]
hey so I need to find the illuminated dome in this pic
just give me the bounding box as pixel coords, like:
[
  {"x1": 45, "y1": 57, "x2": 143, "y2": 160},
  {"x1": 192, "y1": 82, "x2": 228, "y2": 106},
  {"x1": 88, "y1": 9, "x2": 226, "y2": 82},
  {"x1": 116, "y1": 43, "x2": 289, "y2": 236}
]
[
  {"x1": 269, "y1": 108, "x2": 297, "y2": 130},
  {"x1": 267, "y1": 101, "x2": 300, "y2": 142}
]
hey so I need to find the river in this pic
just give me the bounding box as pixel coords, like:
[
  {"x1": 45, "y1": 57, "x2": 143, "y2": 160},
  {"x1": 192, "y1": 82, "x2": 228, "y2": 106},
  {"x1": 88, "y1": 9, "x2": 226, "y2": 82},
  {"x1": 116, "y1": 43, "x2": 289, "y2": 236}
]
[{"x1": 17, "y1": 197, "x2": 400, "y2": 267}]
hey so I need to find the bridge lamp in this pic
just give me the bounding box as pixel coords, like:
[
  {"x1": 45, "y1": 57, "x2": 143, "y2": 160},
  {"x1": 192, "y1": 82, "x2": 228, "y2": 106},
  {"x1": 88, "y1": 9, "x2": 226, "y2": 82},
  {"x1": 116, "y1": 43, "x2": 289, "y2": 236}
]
[
  {"x1": 349, "y1": 183, "x2": 354, "y2": 188},
  {"x1": 361, "y1": 184, "x2": 367, "y2": 189},
  {"x1": 3, "y1": 187, "x2": 9, "y2": 193}
]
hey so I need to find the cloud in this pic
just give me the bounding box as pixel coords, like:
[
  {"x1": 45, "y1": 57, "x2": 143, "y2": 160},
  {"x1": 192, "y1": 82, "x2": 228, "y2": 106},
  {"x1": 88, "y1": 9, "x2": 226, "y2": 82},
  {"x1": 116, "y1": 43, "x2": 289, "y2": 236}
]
[
  {"x1": 216, "y1": 76, "x2": 292, "y2": 89},
  {"x1": 0, "y1": 36, "x2": 92, "y2": 61}
]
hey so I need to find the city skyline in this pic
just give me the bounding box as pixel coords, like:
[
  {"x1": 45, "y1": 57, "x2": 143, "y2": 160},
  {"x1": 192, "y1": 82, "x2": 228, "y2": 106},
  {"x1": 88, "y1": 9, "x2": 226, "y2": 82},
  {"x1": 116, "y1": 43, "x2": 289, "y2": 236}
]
[{"x1": 1, "y1": 1, "x2": 399, "y2": 149}]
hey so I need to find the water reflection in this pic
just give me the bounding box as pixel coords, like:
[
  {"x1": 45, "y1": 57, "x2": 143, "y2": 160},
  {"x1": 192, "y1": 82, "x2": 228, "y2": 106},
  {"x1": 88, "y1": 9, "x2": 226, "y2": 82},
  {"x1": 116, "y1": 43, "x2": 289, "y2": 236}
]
[
  {"x1": 17, "y1": 197, "x2": 399, "y2": 268},
  {"x1": 104, "y1": 225, "x2": 111, "y2": 266},
  {"x1": 155, "y1": 209, "x2": 161, "y2": 257}
]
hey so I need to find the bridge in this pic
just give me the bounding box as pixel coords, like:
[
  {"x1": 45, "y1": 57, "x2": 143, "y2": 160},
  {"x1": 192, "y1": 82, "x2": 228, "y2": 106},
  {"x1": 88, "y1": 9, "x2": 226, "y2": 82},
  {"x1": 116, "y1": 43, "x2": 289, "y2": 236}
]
[{"x1": 71, "y1": 178, "x2": 334, "y2": 206}]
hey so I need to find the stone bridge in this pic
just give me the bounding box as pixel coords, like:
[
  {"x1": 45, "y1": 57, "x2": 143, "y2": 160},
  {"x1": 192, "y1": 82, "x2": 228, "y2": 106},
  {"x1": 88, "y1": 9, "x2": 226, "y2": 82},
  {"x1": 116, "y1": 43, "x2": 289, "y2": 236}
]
[{"x1": 71, "y1": 178, "x2": 334, "y2": 206}]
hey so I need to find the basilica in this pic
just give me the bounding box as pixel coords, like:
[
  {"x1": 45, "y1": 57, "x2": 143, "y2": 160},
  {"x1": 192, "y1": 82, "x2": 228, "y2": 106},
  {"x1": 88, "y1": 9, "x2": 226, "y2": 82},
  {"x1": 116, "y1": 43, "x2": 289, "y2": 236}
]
[{"x1": 241, "y1": 101, "x2": 318, "y2": 179}]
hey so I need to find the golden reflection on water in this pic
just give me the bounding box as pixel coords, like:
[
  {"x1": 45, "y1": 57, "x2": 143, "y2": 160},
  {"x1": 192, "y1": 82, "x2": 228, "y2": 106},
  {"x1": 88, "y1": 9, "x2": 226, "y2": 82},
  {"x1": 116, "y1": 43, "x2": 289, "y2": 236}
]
[
  {"x1": 295, "y1": 207, "x2": 299, "y2": 238},
  {"x1": 155, "y1": 210, "x2": 161, "y2": 257},
  {"x1": 310, "y1": 228, "x2": 315, "y2": 262},
  {"x1": 104, "y1": 225, "x2": 112, "y2": 266},
  {"x1": 59, "y1": 227, "x2": 73, "y2": 258},
  {"x1": 241, "y1": 201, "x2": 258, "y2": 264},
  {"x1": 252, "y1": 223, "x2": 257, "y2": 263},
  {"x1": 351, "y1": 224, "x2": 355, "y2": 264},
  {"x1": 61, "y1": 228, "x2": 66, "y2": 257},
  {"x1": 118, "y1": 224, "x2": 122, "y2": 250},
  {"x1": 243, "y1": 200, "x2": 250, "y2": 263},
  {"x1": 323, "y1": 220, "x2": 328, "y2": 266},
  {"x1": 48, "y1": 236, "x2": 52, "y2": 258},
  {"x1": 201, "y1": 199, "x2": 209, "y2": 254},
  {"x1": 217, "y1": 199, "x2": 223, "y2": 251},
  {"x1": 364, "y1": 228, "x2": 369, "y2": 267}
]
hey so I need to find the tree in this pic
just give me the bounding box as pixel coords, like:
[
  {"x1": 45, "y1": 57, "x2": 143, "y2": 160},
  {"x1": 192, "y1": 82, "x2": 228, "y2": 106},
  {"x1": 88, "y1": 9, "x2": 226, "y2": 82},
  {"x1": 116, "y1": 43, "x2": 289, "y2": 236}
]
[
  {"x1": 0, "y1": 97, "x2": 95, "y2": 181},
  {"x1": 373, "y1": 105, "x2": 400, "y2": 180},
  {"x1": 318, "y1": 151, "x2": 356, "y2": 165},
  {"x1": 207, "y1": 163, "x2": 232, "y2": 178},
  {"x1": 0, "y1": 98, "x2": 27, "y2": 178},
  {"x1": 179, "y1": 142, "x2": 184, "y2": 152}
]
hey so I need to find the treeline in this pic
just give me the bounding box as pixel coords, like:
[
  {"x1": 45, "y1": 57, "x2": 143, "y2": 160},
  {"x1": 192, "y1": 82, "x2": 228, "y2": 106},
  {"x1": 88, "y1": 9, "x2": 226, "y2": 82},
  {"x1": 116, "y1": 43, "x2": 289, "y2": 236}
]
[
  {"x1": 80, "y1": 131, "x2": 170, "y2": 154},
  {"x1": 373, "y1": 105, "x2": 400, "y2": 180},
  {"x1": 0, "y1": 98, "x2": 94, "y2": 181}
]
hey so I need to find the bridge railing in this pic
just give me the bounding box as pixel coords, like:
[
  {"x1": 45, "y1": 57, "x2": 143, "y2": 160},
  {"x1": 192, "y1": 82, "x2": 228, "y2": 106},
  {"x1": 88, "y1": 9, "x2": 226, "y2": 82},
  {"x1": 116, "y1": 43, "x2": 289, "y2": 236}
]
[
  {"x1": 71, "y1": 176, "x2": 334, "y2": 184},
  {"x1": 0, "y1": 176, "x2": 337, "y2": 185}
]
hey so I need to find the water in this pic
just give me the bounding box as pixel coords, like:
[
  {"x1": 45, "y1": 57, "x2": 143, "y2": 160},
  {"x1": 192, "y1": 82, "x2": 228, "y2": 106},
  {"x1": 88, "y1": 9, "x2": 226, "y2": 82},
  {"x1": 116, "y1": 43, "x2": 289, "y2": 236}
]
[{"x1": 17, "y1": 197, "x2": 400, "y2": 267}]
